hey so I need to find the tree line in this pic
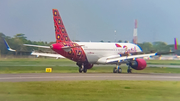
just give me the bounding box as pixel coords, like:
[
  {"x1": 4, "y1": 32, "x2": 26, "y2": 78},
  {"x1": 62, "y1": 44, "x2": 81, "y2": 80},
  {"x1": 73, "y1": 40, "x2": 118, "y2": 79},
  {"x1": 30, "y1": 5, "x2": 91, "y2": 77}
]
[{"x1": 0, "y1": 32, "x2": 178, "y2": 55}]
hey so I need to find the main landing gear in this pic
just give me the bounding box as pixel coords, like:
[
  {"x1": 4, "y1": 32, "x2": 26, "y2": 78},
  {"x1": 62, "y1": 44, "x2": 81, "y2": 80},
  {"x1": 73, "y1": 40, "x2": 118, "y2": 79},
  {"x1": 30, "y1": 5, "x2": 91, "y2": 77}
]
[
  {"x1": 126, "y1": 62, "x2": 132, "y2": 73},
  {"x1": 76, "y1": 63, "x2": 87, "y2": 73},
  {"x1": 113, "y1": 62, "x2": 132, "y2": 73},
  {"x1": 127, "y1": 66, "x2": 132, "y2": 73}
]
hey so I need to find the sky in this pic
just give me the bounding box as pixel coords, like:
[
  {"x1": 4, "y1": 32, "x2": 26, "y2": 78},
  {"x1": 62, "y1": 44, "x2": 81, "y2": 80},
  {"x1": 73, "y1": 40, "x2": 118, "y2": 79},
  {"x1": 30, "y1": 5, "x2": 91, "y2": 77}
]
[{"x1": 0, "y1": 0, "x2": 180, "y2": 44}]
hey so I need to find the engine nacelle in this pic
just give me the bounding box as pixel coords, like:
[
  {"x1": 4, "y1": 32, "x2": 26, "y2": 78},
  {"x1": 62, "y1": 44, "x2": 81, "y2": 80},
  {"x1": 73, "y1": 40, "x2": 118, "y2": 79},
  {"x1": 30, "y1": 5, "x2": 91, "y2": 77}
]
[
  {"x1": 84, "y1": 63, "x2": 94, "y2": 69},
  {"x1": 129, "y1": 58, "x2": 147, "y2": 70}
]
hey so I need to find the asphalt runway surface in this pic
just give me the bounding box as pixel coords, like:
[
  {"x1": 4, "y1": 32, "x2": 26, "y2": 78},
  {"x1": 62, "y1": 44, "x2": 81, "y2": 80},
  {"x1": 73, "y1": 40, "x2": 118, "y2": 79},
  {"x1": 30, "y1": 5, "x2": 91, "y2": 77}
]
[{"x1": 1, "y1": 73, "x2": 180, "y2": 82}]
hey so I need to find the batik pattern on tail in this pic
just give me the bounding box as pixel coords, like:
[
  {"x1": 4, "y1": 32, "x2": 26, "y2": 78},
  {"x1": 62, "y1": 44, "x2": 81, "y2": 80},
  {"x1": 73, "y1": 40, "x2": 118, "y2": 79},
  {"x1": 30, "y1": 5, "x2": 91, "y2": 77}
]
[{"x1": 52, "y1": 9, "x2": 71, "y2": 43}]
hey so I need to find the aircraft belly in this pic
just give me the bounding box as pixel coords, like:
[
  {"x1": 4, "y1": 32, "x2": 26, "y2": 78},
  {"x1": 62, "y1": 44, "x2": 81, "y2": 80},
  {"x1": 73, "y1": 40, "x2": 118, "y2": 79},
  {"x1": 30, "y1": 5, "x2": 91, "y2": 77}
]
[
  {"x1": 86, "y1": 54, "x2": 99, "y2": 63},
  {"x1": 85, "y1": 51, "x2": 117, "y2": 64}
]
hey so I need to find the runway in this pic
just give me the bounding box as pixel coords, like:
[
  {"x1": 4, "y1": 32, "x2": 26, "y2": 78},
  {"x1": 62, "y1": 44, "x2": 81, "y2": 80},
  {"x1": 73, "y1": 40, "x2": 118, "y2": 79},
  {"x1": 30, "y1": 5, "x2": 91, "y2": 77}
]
[{"x1": 1, "y1": 73, "x2": 180, "y2": 82}]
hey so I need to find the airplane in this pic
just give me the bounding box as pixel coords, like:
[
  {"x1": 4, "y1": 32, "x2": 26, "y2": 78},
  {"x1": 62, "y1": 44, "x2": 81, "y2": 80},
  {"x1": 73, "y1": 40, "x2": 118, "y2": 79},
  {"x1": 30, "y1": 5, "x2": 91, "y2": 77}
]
[
  {"x1": 160, "y1": 38, "x2": 180, "y2": 59},
  {"x1": 173, "y1": 38, "x2": 180, "y2": 57},
  {"x1": 23, "y1": 9, "x2": 172, "y2": 73},
  {"x1": 3, "y1": 39, "x2": 16, "y2": 52},
  {"x1": 3, "y1": 38, "x2": 65, "y2": 59}
]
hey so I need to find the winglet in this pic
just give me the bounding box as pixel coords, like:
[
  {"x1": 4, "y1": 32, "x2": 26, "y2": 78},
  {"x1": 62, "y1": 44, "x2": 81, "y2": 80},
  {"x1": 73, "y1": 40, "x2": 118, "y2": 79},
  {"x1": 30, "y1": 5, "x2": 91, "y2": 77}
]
[
  {"x1": 174, "y1": 38, "x2": 178, "y2": 50},
  {"x1": 3, "y1": 39, "x2": 16, "y2": 51}
]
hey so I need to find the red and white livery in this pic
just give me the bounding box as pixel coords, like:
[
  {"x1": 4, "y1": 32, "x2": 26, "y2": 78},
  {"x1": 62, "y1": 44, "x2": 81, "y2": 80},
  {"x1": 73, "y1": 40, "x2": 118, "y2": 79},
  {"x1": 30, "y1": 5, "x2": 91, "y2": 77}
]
[{"x1": 24, "y1": 9, "x2": 161, "y2": 73}]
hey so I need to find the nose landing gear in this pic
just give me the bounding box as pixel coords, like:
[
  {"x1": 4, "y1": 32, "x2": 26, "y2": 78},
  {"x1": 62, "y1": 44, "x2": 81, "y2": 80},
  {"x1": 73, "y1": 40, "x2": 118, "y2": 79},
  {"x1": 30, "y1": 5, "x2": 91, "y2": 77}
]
[
  {"x1": 113, "y1": 65, "x2": 122, "y2": 73},
  {"x1": 77, "y1": 63, "x2": 87, "y2": 73},
  {"x1": 113, "y1": 61, "x2": 133, "y2": 73}
]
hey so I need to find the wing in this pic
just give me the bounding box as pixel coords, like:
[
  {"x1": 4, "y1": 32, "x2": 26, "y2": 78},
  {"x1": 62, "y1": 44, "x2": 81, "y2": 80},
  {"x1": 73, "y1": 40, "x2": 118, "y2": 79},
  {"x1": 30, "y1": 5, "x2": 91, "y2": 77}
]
[
  {"x1": 106, "y1": 53, "x2": 156, "y2": 63},
  {"x1": 97, "y1": 51, "x2": 173, "y2": 63},
  {"x1": 3, "y1": 38, "x2": 16, "y2": 51}
]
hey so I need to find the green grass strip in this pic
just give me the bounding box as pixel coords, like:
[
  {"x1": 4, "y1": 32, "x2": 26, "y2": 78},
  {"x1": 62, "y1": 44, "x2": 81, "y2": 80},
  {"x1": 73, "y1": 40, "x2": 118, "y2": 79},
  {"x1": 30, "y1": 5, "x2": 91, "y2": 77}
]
[{"x1": 0, "y1": 80, "x2": 180, "y2": 101}]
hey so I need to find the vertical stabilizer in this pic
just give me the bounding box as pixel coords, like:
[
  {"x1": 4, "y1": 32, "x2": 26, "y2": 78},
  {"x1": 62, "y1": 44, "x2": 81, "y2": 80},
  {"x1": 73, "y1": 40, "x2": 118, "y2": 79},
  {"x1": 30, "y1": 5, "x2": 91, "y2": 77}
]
[
  {"x1": 174, "y1": 38, "x2": 178, "y2": 50},
  {"x1": 52, "y1": 9, "x2": 71, "y2": 43},
  {"x1": 133, "y1": 19, "x2": 138, "y2": 44}
]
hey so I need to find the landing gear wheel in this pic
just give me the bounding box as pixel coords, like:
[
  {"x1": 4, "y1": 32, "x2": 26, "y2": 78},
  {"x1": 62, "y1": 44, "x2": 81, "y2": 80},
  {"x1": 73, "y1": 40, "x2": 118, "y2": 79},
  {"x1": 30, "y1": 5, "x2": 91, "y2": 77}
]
[
  {"x1": 83, "y1": 68, "x2": 87, "y2": 73},
  {"x1": 127, "y1": 69, "x2": 132, "y2": 73},
  {"x1": 113, "y1": 67, "x2": 118, "y2": 73},
  {"x1": 118, "y1": 68, "x2": 122, "y2": 73},
  {"x1": 79, "y1": 68, "x2": 82, "y2": 73}
]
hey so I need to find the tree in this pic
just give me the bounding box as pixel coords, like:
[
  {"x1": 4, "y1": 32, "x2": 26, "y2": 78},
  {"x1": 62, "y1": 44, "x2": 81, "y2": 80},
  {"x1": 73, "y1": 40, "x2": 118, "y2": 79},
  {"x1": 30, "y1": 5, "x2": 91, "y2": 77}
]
[
  {"x1": 100, "y1": 40, "x2": 104, "y2": 42},
  {"x1": 14, "y1": 33, "x2": 27, "y2": 43},
  {"x1": 0, "y1": 32, "x2": 5, "y2": 38},
  {"x1": 153, "y1": 41, "x2": 169, "y2": 52},
  {"x1": 140, "y1": 42, "x2": 154, "y2": 52},
  {"x1": 118, "y1": 40, "x2": 122, "y2": 43},
  {"x1": 124, "y1": 41, "x2": 129, "y2": 43}
]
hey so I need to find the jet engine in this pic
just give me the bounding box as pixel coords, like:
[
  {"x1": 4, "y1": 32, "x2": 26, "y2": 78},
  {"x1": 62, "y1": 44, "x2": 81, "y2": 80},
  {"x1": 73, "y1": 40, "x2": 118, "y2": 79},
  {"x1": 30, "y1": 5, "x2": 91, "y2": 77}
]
[
  {"x1": 84, "y1": 63, "x2": 94, "y2": 69},
  {"x1": 129, "y1": 58, "x2": 147, "y2": 70}
]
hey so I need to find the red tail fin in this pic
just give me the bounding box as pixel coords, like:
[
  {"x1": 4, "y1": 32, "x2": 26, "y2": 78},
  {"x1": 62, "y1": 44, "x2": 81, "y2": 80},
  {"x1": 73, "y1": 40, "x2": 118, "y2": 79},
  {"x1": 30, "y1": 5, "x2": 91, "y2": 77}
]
[
  {"x1": 52, "y1": 9, "x2": 71, "y2": 43},
  {"x1": 174, "y1": 38, "x2": 178, "y2": 50}
]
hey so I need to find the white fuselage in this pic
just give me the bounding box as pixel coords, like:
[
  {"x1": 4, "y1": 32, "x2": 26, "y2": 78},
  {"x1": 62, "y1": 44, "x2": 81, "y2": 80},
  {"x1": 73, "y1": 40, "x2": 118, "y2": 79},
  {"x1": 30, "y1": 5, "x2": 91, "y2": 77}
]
[{"x1": 76, "y1": 42, "x2": 142, "y2": 63}]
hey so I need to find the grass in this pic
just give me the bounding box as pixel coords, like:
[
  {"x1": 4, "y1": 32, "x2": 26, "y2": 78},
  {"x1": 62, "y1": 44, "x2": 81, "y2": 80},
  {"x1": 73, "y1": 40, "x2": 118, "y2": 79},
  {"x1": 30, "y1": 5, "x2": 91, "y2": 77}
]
[
  {"x1": 0, "y1": 80, "x2": 180, "y2": 101},
  {"x1": 0, "y1": 58, "x2": 180, "y2": 66},
  {"x1": 146, "y1": 60, "x2": 180, "y2": 65},
  {"x1": 0, "y1": 58, "x2": 180, "y2": 73},
  {"x1": 0, "y1": 66, "x2": 180, "y2": 74},
  {"x1": 0, "y1": 58, "x2": 75, "y2": 66}
]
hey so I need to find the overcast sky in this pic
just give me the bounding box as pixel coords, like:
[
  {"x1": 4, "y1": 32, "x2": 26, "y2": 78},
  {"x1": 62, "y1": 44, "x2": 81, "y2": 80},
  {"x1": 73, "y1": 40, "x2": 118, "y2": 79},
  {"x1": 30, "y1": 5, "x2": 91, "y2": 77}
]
[{"x1": 0, "y1": 0, "x2": 180, "y2": 44}]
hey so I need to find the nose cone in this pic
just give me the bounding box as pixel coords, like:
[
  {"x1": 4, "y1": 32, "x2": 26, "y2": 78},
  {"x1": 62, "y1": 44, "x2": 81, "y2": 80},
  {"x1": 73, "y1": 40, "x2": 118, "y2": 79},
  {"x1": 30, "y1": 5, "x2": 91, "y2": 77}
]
[{"x1": 50, "y1": 43, "x2": 63, "y2": 51}]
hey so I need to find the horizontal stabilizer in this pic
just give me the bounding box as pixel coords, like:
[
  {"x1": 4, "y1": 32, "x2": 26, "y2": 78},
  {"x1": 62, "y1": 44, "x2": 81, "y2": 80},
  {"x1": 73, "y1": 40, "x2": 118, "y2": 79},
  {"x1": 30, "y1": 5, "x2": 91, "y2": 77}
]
[
  {"x1": 23, "y1": 44, "x2": 50, "y2": 48},
  {"x1": 31, "y1": 52, "x2": 65, "y2": 59},
  {"x1": 61, "y1": 45, "x2": 84, "y2": 52},
  {"x1": 62, "y1": 45, "x2": 84, "y2": 49}
]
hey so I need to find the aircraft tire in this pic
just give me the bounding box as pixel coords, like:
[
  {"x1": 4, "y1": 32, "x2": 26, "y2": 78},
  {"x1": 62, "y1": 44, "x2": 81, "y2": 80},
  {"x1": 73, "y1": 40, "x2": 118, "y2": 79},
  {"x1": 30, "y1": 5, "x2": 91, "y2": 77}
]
[
  {"x1": 118, "y1": 68, "x2": 122, "y2": 73},
  {"x1": 113, "y1": 67, "x2": 118, "y2": 73},
  {"x1": 83, "y1": 68, "x2": 87, "y2": 73},
  {"x1": 79, "y1": 68, "x2": 82, "y2": 73},
  {"x1": 127, "y1": 69, "x2": 132, "y2": 73}
]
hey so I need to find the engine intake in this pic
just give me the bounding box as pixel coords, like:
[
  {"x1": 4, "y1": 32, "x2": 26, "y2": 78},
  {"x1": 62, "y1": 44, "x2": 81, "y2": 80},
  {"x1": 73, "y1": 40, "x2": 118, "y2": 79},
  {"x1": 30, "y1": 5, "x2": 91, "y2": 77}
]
[{"x1": 129, "y1": 58, "x2": 147, "y2": 70}]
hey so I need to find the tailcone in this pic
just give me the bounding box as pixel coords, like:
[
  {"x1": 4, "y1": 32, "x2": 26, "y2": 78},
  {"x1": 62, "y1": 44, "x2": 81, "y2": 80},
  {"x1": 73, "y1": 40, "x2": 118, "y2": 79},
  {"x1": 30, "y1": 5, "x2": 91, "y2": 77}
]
[{"x1": 50, "y1": 43, "x2": 63, "y2": 51}]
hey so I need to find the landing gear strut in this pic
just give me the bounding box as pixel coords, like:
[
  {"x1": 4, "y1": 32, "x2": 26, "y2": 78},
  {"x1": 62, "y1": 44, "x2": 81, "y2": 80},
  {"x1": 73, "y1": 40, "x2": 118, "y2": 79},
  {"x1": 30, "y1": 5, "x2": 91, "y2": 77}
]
[
  {"x1": 77, "y1": 63, "x2": 87, "y2": 73},
  {"x1": 113, "y1": 64, "x2": 122, "y2": 73},
  {"x1": 126, "y1": 62, "x2": 132, "y2": 73}
]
